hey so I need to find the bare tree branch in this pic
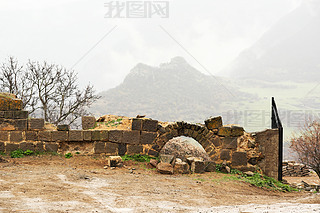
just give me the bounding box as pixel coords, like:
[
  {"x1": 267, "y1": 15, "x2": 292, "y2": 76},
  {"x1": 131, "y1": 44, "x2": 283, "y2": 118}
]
[{"x1": 1, "y1": 57, "x2": 100, "y2": 128}]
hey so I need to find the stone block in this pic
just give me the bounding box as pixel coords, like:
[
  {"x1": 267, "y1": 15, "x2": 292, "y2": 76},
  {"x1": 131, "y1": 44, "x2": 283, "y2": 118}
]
[
  {"x1": 221, "y1": 137, "x2": 238, "y2": 149},
  {"x1": 52, "y1": 131, "x2": 68, "y2": 142},
  {"x1": 142, "y1": 119, "x2": 158, "y2": 132},
  {"x1": 122, "y1": 130, "x2": 140, "y2": 144},
  {"x1": 191, "y1": 160, "x2": 205, "y2": 173},
  {"x1": 35, "y1": 142, "x2": 44, "y2": 152},
  {"x1": 205, "y1": 116, "x2": 223, "y2": 130},
  {"x1": 91, "y1": 130, "x2": 101, "y2": 141},
  {"x1": 0, "y1": 93, "x2": 22, "y2": 111},
  {"x1": 140, "y1": 131, "x2": 157, "y2": 144},
  {"x1": 127, "y1": 144, "x2": 143, "y2": 155},
  {"x1": 105, "y1": 142, "x2": 118, "y2": 155},
  {"x1": 19, "y1": 142, "x2": 35, "y2": 151},
  {"x1": 0, "y1": 142, "x2": 4, "y2": 152},
  {"x1": 218, "y1": 126, "x2": 244, "y2": 137},
  {"x1": 13, "y1": 111, "x2": 29, "y2": 119},
  {"x1": 205, "y1": 161, "x2": 216, "y2": 172},
  {"x1": 100, "y1": 130, "x2": 109, "y2": 141},
  {"x1": 231, "y1": 126, "x2": 244, "y2": 137},
  {"x1": 147, "y1": 149, "x2": 159, "y2": 157},
  {"x1": 91, "y1": 130, "x2": 108, "y2": 141},
  {"x1": 118, "y1": 143, "x2": 127, "y2": 155},
  {"x1": 10, "y1": 131, "x2": 23, "y2": 142},
  {"x1": 218, "y1": 127, "x2": 232, "y2": 137},
  {"x1": 2, "y1": 111, "x2": 13, "y2": 119},
  {"x1": 174, "y1": 162, "x2": 190, "y2": 174},
  {"x1": 109, "y1": 130, "x2": 123, "y2": 143},
  {"x1": 45, "y1": 143, "x2": 59, "y2": 153},
  {"x1": 149, "y1": 159, "x2": 159, "y2": 167},
  {"x1": 5, "y1": 143, "x2": 19, "y2": 152},
  {"x1": 82, "y1": 116, "x2": 96, "y2": 130},
  {"x1": 68, "y1": 130, "x2": 83, "y2": 142},
  {"x1": 57, "y1": 125, "x2": 69, "y2": 131},
  {"x1": 0, "y1": 131, "x2": 9, "y2": 141},
  {"x1": 220, "y1": 149, "x2": 231, "y2": 161},
  {"x1": 232, "y1": 152, "x2": 247, "y2": 166},
  {"x1": 25, "y1": 131, "x2": 38, "y2": 141},
  {"x1": 132, "y1": 118, "x2": 143, "y2": 131},
  {"x1": 14, "y1": 119, "x2": 27, "y2": 130},
  {"x1": 93, "y1": 142, "x2": 105, "y2": 154},
  {"x1": 157, "y1": 162, "x2": 173, "y2": 174},
  {"x1": 210, "y1": 136, "x2": 221, "y2": 147},
  {"x1": 83, "y1": 130, "x2": 92, "y2": 141},
  {"x1": 28, "y1": 118, "x2": 45, "y2": 130},
  {"x1": 38, "y1": 131, "x2": 52, "y2": 142},
  {"x1": 0, "y1": 119, "x2": 14, "y2": 130}
]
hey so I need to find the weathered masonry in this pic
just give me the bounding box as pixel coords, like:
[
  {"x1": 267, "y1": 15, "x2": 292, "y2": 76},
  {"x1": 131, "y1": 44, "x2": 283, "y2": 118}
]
[{"x1": 0, "y1": 93, "x2": 279, "y2": 179}]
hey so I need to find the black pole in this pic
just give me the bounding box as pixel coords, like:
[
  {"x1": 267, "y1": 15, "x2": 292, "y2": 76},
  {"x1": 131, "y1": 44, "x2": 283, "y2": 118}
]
[{"x1": 271, "y1": 97, "x2": 283, "y2": 181}]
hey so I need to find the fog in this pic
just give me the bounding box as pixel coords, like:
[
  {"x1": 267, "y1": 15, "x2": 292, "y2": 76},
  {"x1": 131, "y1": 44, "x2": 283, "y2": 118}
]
[
  {"x1": 0, "y1": 0, "x2": 302, "y2": 91},
  {"x1": 2, "y1": 0, "x2": 320, "y2": 150}
]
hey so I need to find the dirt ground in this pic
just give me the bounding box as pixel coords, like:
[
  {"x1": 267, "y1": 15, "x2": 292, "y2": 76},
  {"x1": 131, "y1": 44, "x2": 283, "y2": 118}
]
[{"x1": 1, "y1": 155, "x2": 320, "y2": 213}]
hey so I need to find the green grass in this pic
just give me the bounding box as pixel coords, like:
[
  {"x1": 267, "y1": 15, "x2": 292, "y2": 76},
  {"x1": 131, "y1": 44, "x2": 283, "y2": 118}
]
[
  {"x1": 9, "y1": 149, "x2": 59, "y2": 158},
  {"x1": 64, "y1": 153, "x2": 73, "y2": 159},
  {"x1": 95, "y1": 118, "x2": 123, "y2": 128},
  {"x1": 0, "y1": 151, "x2": 5, "y2": 156},
  {"x1": 195, "y1": 178, "x2": 206, "y2": 182},
  {"x1": 214, "y1": 164, "x2": 297, "y2": 192},
  {"x1": 10, "y1": 149, "x2": 35, "y2": 158},
  {"x1": 121, "y1": 154, "x2": 158, "y2": 162}
]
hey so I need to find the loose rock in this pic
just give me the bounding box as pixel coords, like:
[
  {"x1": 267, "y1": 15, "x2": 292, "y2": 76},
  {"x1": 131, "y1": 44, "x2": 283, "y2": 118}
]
[
  {"x1": 191, "y1": 159, "x2": 205, "y2": 173},
  {"x1": 149, "y1": 159, "x2": 159, "y2": 168},
  {"x1": 156, "y1": 162, "x2": 174, "y2": 174},
  {"x1": 174, "y1": 162, "x2": 190, "y2": 174}
]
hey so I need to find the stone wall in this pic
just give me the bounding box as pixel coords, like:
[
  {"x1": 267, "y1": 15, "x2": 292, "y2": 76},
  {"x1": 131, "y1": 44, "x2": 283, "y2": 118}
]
[
  {"x1": 0, "y1": 116, "x2": 280, "y2": 179},
  {"x1": 0, "y1": 94, "x2": 280, "y2": 179}
]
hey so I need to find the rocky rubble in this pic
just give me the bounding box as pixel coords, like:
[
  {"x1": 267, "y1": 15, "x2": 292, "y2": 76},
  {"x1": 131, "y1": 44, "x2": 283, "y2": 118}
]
[
  {"x1": 289, "y1": 180, "x2": 320, "y2": 192},
  {"x1": 152, "y1": 154, "x2": 216, "y2": 175},
  {"x1": 159, "y1": 137, "x2": 210, "y2": 162},
  {"x1": 283, "y1": 161, "x2": 310, "y2": 177}
]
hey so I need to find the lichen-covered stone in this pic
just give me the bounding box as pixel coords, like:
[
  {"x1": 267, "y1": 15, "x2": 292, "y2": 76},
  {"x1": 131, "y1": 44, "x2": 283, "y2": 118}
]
[
  {"x1": 205, "y1": 116, "x2": 223, "y2": 130},
  {"x1": 218, "y1": 126, "x2": 244, "y2": 137},
  {"x1": 0, "y1": 93, "x2": 22, "y2": 111}
]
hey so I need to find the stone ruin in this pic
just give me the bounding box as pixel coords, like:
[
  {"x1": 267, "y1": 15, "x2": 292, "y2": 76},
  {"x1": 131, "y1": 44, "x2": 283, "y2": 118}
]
[
  {"x1": 283, "y1": 161, "x2": 310, "y2": 177},
  {"x1": 0, "y1": 93, "x2": 280, "y2": 179}
]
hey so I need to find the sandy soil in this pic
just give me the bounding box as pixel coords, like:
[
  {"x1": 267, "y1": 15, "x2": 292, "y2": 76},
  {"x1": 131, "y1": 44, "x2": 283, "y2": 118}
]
[{"x1": 1, "y1": 155, "x2": 320, "y2": 213}]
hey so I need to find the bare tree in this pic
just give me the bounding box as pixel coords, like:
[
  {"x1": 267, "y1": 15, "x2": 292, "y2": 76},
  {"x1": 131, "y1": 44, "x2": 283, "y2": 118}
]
[
  {"x1": 0, "y1": 57, "x2": 100, "y2": 127},
  {"x1": 0, "y1": 57, "x2": 37, "y2": 112},
  {"x1": 290, "y1": 119, "x2": 320, "y2": 178}
]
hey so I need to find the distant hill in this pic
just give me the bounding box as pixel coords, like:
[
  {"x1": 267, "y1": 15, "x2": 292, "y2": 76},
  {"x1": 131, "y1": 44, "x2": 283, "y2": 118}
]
[
  {"x1": 90, "y1": 57, "x2": 252, "y2": 122},
  {"x1": 224, "y1": 1, "x2": 320, "y2": 82}
]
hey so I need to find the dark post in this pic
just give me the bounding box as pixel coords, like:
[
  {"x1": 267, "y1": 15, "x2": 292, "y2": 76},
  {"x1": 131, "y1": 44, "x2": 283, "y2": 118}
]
[{"x1": 271, "y1": 97, "x2": 283, "y2": 181}]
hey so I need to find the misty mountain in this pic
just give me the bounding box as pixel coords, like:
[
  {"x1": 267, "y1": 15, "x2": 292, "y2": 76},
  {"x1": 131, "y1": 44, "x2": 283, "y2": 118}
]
[
  {"x1": 225, "y1": 1, "x2": 320, "y2": 82},
  {"x1": 90, "y1": 57, "x2": 253, "y2": 122}
]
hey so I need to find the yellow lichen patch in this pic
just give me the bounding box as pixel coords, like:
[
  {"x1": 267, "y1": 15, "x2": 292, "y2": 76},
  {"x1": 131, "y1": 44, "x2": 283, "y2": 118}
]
[{"x1": 0, "y1": 93, "x2": 22, "y2": 111}]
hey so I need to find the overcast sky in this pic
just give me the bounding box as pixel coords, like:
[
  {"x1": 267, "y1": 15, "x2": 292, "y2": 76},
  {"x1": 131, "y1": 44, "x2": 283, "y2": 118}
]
[{"x1": 0, "y1": 0, "x2": 302, "y2": 92}]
